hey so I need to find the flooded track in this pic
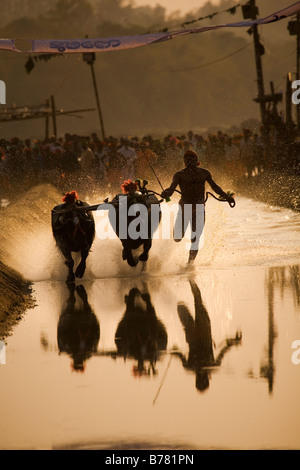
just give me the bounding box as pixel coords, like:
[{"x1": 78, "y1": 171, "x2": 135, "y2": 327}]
[{"x1": 0, "y1": 185, "x2": 299, "y2": 450}]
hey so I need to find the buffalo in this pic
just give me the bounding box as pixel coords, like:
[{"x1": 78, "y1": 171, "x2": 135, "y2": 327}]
[
  {"x1": 108, "y1": 179, "x2": 162, "y2": 268},
  {"x1": 52, "y1": 191, "x2": 95, "y2": 283}
]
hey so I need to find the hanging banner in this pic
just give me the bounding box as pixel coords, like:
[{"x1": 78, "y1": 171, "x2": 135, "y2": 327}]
[
  {"x1": 1, "y1": 1, "x2": 300, "y2": 54},
  {"x1": 0, "y1": 39, "x2": 18, "y2": 53}
]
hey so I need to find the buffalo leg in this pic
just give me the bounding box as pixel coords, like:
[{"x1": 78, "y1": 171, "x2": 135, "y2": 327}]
[
  {"x1": 122, "y1": 241, "x2": 138, "y2": 267},
  {"x1": 64, "y1": 259, "x2": 75, "y2": 283},
  {"x1": 75, "y1": 249, "x2": 89, "y2": 279},
  {"x1": 59, "y1": 245, "x2": 75, "y2": 283},
  {"x1": 188, "y1": 250, "x2": 198, "y2": 264},
  {"x1": 139, "y1": 239, "x2": 152, "y2": 262}
]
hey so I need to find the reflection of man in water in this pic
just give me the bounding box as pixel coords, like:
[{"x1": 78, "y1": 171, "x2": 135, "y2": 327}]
[
  {"x1": 176, "y1": 280, "x2": 241, "y2": 392},
  {"x1": 57, "y1": 284, "x2": 100, "y2": 372},
  {"x1": 115, "y1": 287, "x2": 167, "y2": 377}
]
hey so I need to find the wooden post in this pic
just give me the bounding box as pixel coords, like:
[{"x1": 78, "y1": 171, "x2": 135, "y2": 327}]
[
  {"x1": 251, "y1": 0, "x2": 266, "y2": 126},
  {"x1": 288, "y1": 12, "x2": 300, "y2": 132},
  {"x1": 270, "y1": 81, "x2": 278, "y2": 117},
  {"x1": 45, "y1": 99, "x2": 50, "y2": 140},
  {"x1": 285, "y1": 73, "x2": 293, "y2": 128},
  {"x1": 297, "y1": 12, "x2": 300, "y2": 131},
  {"x1": 90, "y1": 60, "x2": 106, "y2": 141},
  {"x1": 83, "y1": 36, "x2": 106, "y2": 140},
  {"x1": 51, "y1": 95, "x2": 57, "y2": 139},
  {"x1": 243, "y1": 0, "x2": 266, "y2": 126}
]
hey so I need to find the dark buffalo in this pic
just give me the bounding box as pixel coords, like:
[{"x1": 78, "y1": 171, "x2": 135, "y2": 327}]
[
  {"x1": 51, "y1": 191, "x2": 95, "y2": 283},
  {"x1": 108, "y1": 180, "x2": 162, "y2": 268},
  {"x1": 57, "y1": 284, "x2": 100, "y2": 372},
  {"x1": 114, "y1": 287, "x2": 168, "y2": 376}
]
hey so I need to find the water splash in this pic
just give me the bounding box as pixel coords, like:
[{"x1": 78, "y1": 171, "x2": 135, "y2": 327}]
[{"x1": 0, "y1": 184, "x2": 299, "y2": 283}]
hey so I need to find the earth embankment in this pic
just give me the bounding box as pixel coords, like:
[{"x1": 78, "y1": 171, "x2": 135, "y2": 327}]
[
  {"x1": 0, "y1": 261, "x2": 33, "y2": 340},
  {"x1": 0, "y1": 184, "x2": 62, "y2": 339}
]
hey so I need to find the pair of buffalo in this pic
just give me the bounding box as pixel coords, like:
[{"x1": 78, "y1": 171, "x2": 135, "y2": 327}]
[
  {"x1": 58, "y1": 284, "x2": 166, "y2": 374},
  {"x1": 51, "y1": 182, "x2": 161, "y2": 283}
]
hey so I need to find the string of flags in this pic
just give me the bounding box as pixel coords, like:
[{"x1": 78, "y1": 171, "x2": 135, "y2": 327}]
[
  {"x1": 0, "y1": 1, "x2": 299, "y2": 56},
  {"x1": 22, "y1": 1, "x2": 244, "y2": 73},
  {"x1": 25, "y1": 54, "x2": 62, "y2": 74},
  {"x1": 169, "y1": 2, "x2": 242, "y2": 31}
]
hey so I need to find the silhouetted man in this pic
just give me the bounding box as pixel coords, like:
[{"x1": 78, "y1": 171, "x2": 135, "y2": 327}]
[{"x1": 161, "y1": 150, "x2": 235, "y2": 264}]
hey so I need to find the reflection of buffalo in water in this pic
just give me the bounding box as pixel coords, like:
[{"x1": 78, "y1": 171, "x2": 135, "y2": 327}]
[
  {"x1": 108, "y1": 180, "x2": 162, "y2": 268},
  {"x1": 175, "y1": 280, "x2": 242, "y2": 392},
  {"x1": 114, "y1": 287, "x2": 167, "y2": 376},
  {"x1": 51, "y1": 191, "x2": 95, "y2": 283},
  {"x1": 57, "y1": 284, "x2": 100, "y2": 372}
]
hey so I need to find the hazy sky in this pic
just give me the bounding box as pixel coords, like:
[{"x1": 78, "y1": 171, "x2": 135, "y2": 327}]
[{"x1": 131, "y1": 0, "x2": 222, "y2": 15}]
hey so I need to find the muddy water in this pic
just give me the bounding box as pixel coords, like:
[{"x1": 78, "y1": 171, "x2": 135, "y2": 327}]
[{"x1": 0, "y1": 187, "x2": 299, "y2": 450}]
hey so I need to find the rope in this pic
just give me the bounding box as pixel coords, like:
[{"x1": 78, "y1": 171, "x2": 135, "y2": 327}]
[
  {"x1": 148, "y1": 189, "x2": 236, "y2": 208},
  {"x1": 153, "y1": 354, "x2": 173, "y2": 406},
  {"x1": 140, "y1": 149, "x2": 171, "y2": 201},
  {"x1": 205, "y1": 192, "x2": 236, "y2": 208},
  {"x1": 52, "y1": 55, "x2": 82, "y2": 96}
]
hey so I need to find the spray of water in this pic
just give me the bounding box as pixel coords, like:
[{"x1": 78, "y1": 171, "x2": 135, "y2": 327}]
[
  {"x1": 0, "y1": 184, "x2": 228, "y2": 282},
  {"x1": 3, "y1": 181, "x2": 297, "y2": 283}
]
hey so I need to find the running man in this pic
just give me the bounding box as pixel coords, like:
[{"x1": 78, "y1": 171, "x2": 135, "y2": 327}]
[{"x1": 161, "y1": 150, "x2": 235, "y2": 264}]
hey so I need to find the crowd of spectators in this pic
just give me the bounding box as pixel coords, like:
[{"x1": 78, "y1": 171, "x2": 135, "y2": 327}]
[{"x1": 0, "y1": 128, "x2": 299, "y2": 199}]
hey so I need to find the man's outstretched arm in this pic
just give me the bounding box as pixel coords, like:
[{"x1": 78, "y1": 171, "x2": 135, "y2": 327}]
[
  {"x1": 161, "y1": 172, "x2": 180, "y2": 198},
  {"x1": 207, "y1": 173, "x2": 235, "y2": 203}
]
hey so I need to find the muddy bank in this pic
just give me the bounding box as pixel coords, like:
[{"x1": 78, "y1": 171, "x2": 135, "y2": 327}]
[
  {"x1": 0, "y1": 261, "x2": 34, "y2": 340},
  {"x1": 0, "y1": 184, "x2": 62, "y2": 339},
  {"x1": 234, "y1": 171, "x2": 300, "y2": 212}
]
